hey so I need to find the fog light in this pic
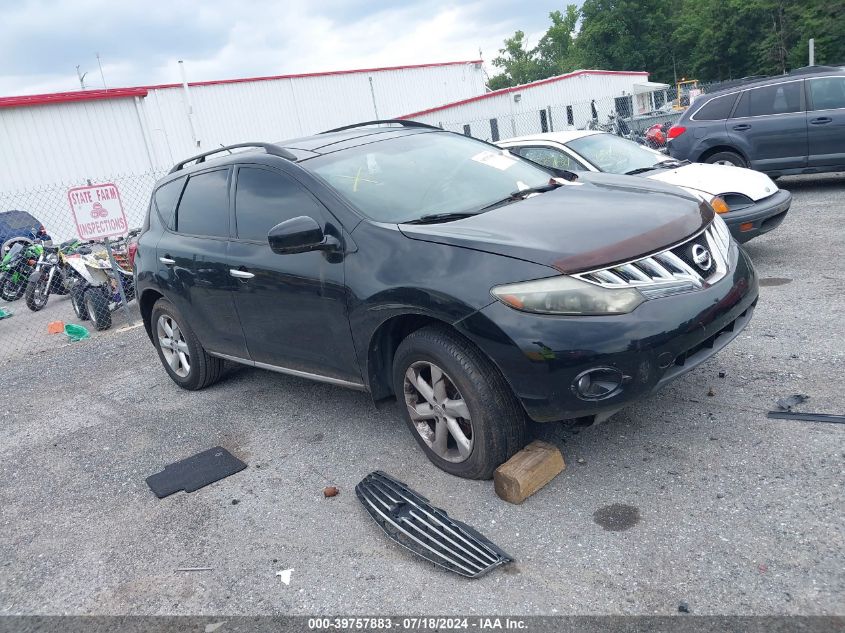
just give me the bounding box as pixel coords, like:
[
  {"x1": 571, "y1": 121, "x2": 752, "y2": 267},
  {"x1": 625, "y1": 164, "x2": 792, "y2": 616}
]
[
  {"x1": 739, "y1": 222, "x2": 754, "y2": 232},
  {"x1": 571, "y1": 367, "x2": 624, "y2": 401}
]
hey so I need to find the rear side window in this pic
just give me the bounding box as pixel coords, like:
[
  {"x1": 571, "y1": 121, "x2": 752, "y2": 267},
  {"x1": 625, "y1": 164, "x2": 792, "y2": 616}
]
[
  {"x1": 175, "y1": 169, "x2": 230, "y2": 238},
  {"x1": 234, "y1": 167, "x2": 324, "y2": 242},
  {"x1": 693, "y1": 94, "x2": 737, "y2": 121},
  {"x1": 808, "y1": 77, "x2": 845, "y2": 111},
  {"x1": 743, "y1": 82, "x2": 802, "y2": 117},
  {"x1": 153, "y1": 178, "x2": 185, "y2": 229},
  {"x1": 513, "y1": 146, "x2": 587, "y2": 171}
]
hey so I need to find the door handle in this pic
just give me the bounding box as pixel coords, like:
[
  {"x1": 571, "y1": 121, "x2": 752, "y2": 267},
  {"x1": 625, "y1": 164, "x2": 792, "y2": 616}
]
[
  {"x1": 159, "y1": 256, "x2": 175, "y2": 265},
  {"x1": 810, "y1": 117, "x2": 832, "y2": 125},
  {"x1": 732, "y1": 124, "x2": 751, "y2": 131},
  {"x1": 229, "y1": 269, "x2": 255, "y2": 279}
]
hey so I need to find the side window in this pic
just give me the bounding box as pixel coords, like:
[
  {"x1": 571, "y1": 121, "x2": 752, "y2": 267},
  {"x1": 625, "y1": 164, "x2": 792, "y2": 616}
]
[
  {"x1": 153, "y1": 177, "x2": 186, "y2": 229},
  {"x1": 514, "y1": 146, "x2": 587, "y2": 172},
  {"x1": 234, "y1": 167, "x2": 324, "y2": 242},
  {"x1": 693, "y1": 94, "x2": 737, "y2": 121},
  {"x1": 175, "y1": 170, "x2": 230, "y2": 238},
  {"x1": 808, "y1": 77, "x2": 845, "y2": 111},
  {"x1": 747, "y1": 82, "x2": 802, "y2": 116}
]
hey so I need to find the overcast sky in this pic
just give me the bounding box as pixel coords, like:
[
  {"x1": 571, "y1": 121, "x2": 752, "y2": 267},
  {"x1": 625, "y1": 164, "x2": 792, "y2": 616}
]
[{"x1": 0, "y1": 0, "x2": 569, "y2": 97}]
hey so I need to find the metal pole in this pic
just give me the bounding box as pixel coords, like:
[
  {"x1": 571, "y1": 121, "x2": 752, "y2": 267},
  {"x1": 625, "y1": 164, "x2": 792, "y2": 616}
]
[
  {"x1": 809, "y1": 39, "x2": 815, "y2": 66},
  {"x1": 179, "y1": 60, "x2": 200, "y2": 147},
  {"x1": 103, "y1": 237, "x2": 133, "y2": 325},
  {"x1": 96, "y1": 53, "x2": 107, "y2": 89},
  {"x1": 368, "y1": 76, "x2": 380, "y2": 119}
]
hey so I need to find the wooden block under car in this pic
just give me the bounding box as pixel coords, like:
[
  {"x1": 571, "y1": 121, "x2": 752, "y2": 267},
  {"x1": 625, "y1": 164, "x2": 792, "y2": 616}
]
[{"x1": 494, "y1": 440, "x2": 566, "y2": 504}]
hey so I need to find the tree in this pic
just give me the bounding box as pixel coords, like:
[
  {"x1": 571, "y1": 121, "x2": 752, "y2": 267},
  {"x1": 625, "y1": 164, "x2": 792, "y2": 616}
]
[
  {"x1": 535, "y1": 6, "x2": 580, "y2": 76},
  {"x1": 490, "y1": 30, "x2": 543, "y2": 89}
]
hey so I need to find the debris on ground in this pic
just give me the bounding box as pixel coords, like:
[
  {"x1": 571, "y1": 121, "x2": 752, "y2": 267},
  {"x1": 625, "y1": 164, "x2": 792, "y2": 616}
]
[
  {"x1": 176, "y1": 567, "x2": 212, "y2": 572},
  {"x1": 678, "y1": 601, "x2": 690, "y2": 613},
  {"x1": 231, "y1": 499, "x2": 240, "y2": 505},
  {"x1": 276, "y1": 568, "x2": 294, "y2": 585},
  {"x1": 323, "y1": 486, "x2": 339, "y2": 498},
  {"x1": 718, "y1": 371, "x2": 726, "y2": 378},
  {"x1": 0, "y1": 307, "x2": 12, "y2": 319},
  {"x1": 64, "y1": 323, "x2": 90, "y2": 342},
  {"x1": 707, "y1": 387, "x2": 716, "y2": 396},
  {"x1": 356, "y1": 470, "x2": 512, "y2": 578},
  {"x1": 47, "y1": 321, "x2": 65, "y2": 334},
  {"x1": 776, "y1": 394, "x2": 809, "y2": 411},
  {"x1": 494, "y1": 440, "x2": 565, "y2": 505},
  {"x1": 577, "y1": 458, "x2": 586, "y2": 465},
  {"x1": 767, "y1": 411, "x2": 845, "y2": 424},
  {"x1": 146, "y1": 446, "x2": 247, "y2": 498}
]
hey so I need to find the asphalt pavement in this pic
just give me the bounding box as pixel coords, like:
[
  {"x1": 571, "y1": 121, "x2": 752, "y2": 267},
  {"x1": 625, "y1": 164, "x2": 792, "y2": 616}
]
[{"x1": 0, "y1": 173, "x2": 843, "y2": 616}]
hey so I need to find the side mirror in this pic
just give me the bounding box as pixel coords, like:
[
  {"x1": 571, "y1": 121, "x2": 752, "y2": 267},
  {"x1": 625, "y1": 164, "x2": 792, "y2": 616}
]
[{"x1": 268, "y1": 216, "x2": 337, "y2": 255}]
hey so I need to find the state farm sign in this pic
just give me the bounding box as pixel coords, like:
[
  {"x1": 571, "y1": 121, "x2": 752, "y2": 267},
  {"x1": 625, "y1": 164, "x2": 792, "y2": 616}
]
[{"x1": 67, "y1": 183, "x2": 129, "y2": 241}]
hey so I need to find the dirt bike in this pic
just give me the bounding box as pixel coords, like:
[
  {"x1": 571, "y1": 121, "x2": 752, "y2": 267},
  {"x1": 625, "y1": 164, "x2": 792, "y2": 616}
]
[
  {"x1": 66, "y1": 246, "x2": 135, "y2": 331},
  {"x1": 23, "y1": 239, "x2": 83, "y2": 311},
  {"x1": 0, "y1": 240, "x2": 44, "y2": 302}
]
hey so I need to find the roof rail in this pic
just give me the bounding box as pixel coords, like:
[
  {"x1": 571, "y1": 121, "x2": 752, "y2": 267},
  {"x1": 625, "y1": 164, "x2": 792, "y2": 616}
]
[
  {"x1": 319, "y1": 119, "x2": 442, "y2": 134},
  {"x1": 169, "y1": 142, "x2": 297, "y2": 174},
  {"x1": 787, "y1": 65, "x2": 843, "y2": 76}
]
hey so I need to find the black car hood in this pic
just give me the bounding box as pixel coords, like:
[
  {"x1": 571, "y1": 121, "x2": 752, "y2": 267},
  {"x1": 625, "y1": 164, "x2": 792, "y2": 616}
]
[{"x1": 399, "y1": 172, "x2": 713, "y2": 273}]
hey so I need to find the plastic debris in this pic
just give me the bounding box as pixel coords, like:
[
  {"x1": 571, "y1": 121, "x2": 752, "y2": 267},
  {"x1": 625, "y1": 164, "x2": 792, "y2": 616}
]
[
  {"x1": 47, "y1": 321, "x2": 65, "y2": 334},
  {"x1": 65, "y1": 323, "x2": 90, "y2": 342},
  {"x1": 0, "y1": 307, "x2": 12, "y2": 319},
  {"x1": 323, "y1": 486, "x2": 339, "y2": 498},
  {"x1": 775, "y1": 394, "x2": 809, "y2": 411}
]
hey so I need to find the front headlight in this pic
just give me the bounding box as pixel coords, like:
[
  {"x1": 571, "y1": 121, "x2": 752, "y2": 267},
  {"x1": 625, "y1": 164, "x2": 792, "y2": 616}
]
[
  {"x1": 491, "y1": 275, "x2": 645, "y2": 316},
  {"x1": 710, "y1": 196, "x2": 730, "y2": 214}
]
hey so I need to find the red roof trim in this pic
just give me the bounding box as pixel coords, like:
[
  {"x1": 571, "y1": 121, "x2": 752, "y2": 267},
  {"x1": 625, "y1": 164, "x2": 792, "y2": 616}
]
[
  {"x1": 143, "y1": 59, "x2": 484, "y2": 91},
  {"x1": 400, "y1": 69, "x2": 650, "y2": 119},
  {"x1": 0, "y1": 87, "x2": 148, "y2": 109},
  {"x1": 0, "y1": 60, "x2": 483, "y2": 109}
]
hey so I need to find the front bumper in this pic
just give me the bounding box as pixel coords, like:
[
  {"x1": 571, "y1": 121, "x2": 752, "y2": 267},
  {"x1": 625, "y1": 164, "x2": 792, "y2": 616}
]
[
  {"x1": 722, "y1": 189, "x2": 791, "y2": 244},
  {"x1": 456, "y1": 243, "x2": 758, "y2": 423}
]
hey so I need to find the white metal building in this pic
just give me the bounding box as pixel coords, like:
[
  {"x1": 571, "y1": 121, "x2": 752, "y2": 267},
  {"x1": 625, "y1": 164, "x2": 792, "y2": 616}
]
[
  {"x1": 403, "y1": 70, "x2": 668, "y2": 140},
  {"x1": 0, "y1": 60, "x2": 486, "y2": 191}
]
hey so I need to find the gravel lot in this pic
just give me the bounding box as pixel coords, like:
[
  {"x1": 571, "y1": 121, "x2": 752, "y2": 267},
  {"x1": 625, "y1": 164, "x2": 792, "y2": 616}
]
[{"x1": 1, "y1": 173, "x2": 843, "y2": 616}]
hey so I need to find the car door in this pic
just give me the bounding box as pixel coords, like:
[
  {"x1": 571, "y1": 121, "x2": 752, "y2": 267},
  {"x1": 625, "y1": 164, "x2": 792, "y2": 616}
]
[
  {"x1": 508, "y1": 145, "x2": 591, "y2": 172},
  {"x1": 805, "y1": 75, "x2": 845, "y2": 168},
  {"x1": 227, "y1": 164, "x2": 362, "y2": 384},
  {"x1": 155, "y1": 167, "x2": 248, "y2": 358},
  {"x1": 728, "y1": 80, "x2": 807, "y2": 171}
]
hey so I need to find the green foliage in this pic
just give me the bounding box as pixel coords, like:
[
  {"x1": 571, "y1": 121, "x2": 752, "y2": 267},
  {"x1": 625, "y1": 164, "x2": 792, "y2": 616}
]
[{"x1": 486, "y1": 0, "x2": 845, "y2": 90}]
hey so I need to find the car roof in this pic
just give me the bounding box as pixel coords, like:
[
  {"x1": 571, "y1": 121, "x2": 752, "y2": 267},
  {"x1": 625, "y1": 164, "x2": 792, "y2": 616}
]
[
  {"x1": 698, "y1": 66, "x2": 845, "y2": 101},
  {"x1": 498, "y1": 130, "x2": 601, "y2": 145}
]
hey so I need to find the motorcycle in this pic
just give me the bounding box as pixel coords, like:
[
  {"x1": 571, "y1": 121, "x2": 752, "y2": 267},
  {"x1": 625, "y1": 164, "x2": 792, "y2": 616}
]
[
  {"x1": 65, "y1": 246, "x2": 135, "y2": 331},
  {"x1": 644, "y1": 122, "x2": 671, "y2": 153},
  {"x1": 23, "y1": 239, "x2": 83, "y2": 311},
  {"x1": 0, "y1": 240, "x2": 44, "y2": 302}
]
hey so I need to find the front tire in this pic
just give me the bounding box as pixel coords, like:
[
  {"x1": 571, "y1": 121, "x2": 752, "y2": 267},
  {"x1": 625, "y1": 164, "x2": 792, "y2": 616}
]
[
  {"x1": 151, "y1": 298, "x2": 223, "y2": 390},
  {"x1": 70, "y1": 283, "x2": 89, "y2": 320},
  {"x1": 704, "y1": 150, "x2": 747, "y2": 168},
  {"x1": 24, "y1": 275, "x2": 49, "y2": 311},
  {"x1": 84, "y1": 287, "x2": 112, "y2": 331},
  {"x1": 392, "y1": 325, "x2": 525, "y2": 479},
  {"x1": 0, "y1": 273, "x2": 21, "y2": 302}
]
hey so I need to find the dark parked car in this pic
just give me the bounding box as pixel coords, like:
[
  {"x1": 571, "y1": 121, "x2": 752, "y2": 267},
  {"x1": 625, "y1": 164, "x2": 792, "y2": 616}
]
[
  {"x1": 136, "y1": 121, "x2": 758, "y2": 479},
  {"x1": 0, "y1": 210, "x2": 51, "y2": 251},
  {"x1": 668, "y1": 66, "x2": 845, "y2": 177}
]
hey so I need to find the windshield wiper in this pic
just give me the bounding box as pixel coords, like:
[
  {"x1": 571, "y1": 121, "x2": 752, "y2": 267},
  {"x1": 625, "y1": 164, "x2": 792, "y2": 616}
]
[
  {"x1": 625, "y1": 159, "x2": 690, "y2": 176},
  {"x1": 403, "y1": 212, "x2": 482, "y2": 225}
]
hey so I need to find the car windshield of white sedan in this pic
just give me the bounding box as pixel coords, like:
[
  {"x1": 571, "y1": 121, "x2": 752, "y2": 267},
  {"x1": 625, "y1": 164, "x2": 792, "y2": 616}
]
[
  {"x1": 306, "y1": 131, "x2": 553, "y2": 223},
  {"x1": 566, "y1": 133, "x2": 667, "y2": 175}
]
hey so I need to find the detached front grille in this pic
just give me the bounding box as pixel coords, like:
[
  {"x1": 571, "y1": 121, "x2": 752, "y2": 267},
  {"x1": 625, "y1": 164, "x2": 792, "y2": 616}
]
[
  {"x1": 356, "y1": 471, "x2": 512, "y2": 578},
  {"x1": 574, "y1": 218, "x2": 732, "y2": 294}
]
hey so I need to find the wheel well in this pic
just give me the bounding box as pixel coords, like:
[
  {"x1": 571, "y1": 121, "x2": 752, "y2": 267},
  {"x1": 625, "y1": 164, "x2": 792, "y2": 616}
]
[
  {"x1": 699, "y1": 145, "x2": 746, "y2": 163},
  {"x1": 367, "y1": 314, "x2": 450, "y2": 401},
  {"x1": 139, "y1": 289, "x2": 164, "y2": 340}
]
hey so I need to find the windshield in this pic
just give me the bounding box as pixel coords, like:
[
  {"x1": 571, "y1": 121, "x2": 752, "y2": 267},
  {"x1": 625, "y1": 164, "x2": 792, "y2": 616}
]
[
  {"x1": 566, "y1": 133, "x2": 666, "y2": 175},
  {"x1": 305, "y1": 131, "x2": 553, "y2": 223}
]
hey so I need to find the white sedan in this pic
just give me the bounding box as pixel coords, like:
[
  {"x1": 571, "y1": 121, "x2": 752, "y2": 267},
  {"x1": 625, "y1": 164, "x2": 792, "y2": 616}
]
[{"x1": 498, "y1": 131, "x2": 791, "y2": 243}]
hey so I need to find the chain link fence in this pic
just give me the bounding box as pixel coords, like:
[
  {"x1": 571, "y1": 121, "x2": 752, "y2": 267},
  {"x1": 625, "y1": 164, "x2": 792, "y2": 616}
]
[{"x1": 0, "y1": 171, "x2": 164, "y2": 363}]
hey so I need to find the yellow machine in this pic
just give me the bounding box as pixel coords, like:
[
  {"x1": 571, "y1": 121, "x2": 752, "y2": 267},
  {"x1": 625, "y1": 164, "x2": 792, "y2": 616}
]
[{"x1": 675, "y1": 78, "x2": 700, "y2": 109}]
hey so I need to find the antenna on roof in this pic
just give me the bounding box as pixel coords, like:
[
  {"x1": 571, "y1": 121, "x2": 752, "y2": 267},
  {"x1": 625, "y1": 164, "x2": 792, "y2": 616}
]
[
  {"x1": 76, "y1": 65, "x2": 88, "y2": 90},
  {"x1": 96, "y1": 53, "x2": 107, "y2": 89}
]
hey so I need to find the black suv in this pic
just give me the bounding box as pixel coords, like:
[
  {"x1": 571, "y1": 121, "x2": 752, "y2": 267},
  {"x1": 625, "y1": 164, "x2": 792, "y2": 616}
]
[
  {"x1": 668, "y1": 66, "x2": 845, "y2": 176},
  {"x1": 137, "y1": 121, "x2": 758, "y2": 479}
]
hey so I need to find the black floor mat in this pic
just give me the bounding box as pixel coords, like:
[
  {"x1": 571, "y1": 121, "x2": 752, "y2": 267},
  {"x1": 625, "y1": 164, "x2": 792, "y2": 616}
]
[{"x1": 146, "y1": 446, "x2": 247, "y2": 498}]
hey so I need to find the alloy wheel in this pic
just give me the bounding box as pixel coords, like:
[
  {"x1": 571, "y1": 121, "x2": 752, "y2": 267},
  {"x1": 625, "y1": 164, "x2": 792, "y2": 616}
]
[
  {"x1": 403, "y1": 361, "x2": 473, "y2": 463},
  {"x1": 156, "y1": 315, "x2": 191, "y2": 378}
]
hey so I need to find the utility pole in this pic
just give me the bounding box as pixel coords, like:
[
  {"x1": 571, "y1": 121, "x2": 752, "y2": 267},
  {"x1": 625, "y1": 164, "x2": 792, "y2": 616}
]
[
  {"x1": 96, "y1": 53, "x2": 107, "y2": 89},
  {"x1": 809, "y1": 39, "x2": 815, "y2": 66},
  {"x1": 76, "y1": 65, "x2": 88, "y2": 90}
]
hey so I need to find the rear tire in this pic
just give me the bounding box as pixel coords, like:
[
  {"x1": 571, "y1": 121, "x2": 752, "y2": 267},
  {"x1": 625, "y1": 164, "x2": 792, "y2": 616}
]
[
  {"x1": 151, "y1": 298, "x2": 223, "y2": 390},
  {"x1": 84, "y1": 287, "x2": 112, "y2": 331},
  {"x1": 392, "y1": 325, "x2": 525, "y2": 479},
  {"x1": 704, "y1": 150, "x2": 747, "y2": 168}
]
